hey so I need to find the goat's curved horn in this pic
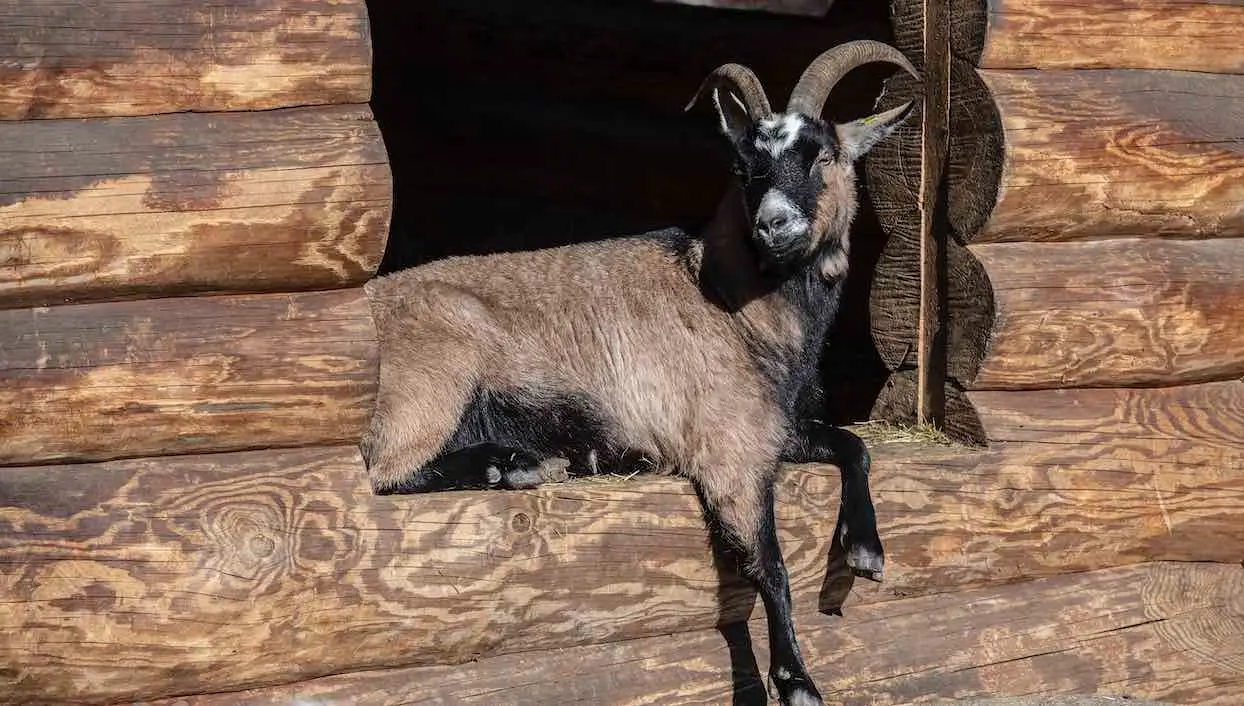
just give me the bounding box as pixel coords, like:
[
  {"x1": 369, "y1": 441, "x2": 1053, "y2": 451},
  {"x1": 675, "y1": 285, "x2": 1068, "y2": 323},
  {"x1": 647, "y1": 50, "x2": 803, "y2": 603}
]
[
  {"x1": 786, "y1": 40, "x2": 919, "y2": 119},
  {"x1": 684, "y1": 63, "x2": 773, "y2": 119}
]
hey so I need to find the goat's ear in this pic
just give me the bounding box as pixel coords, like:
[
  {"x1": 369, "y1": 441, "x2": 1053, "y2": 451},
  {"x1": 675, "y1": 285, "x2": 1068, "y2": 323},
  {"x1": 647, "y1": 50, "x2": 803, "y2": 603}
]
[
  {"x1": 834, "y1": 100, "x2": 914, "y2": 163},
  {"x1": 711, "y1": 87, "x2": 754, "y2": 146}
]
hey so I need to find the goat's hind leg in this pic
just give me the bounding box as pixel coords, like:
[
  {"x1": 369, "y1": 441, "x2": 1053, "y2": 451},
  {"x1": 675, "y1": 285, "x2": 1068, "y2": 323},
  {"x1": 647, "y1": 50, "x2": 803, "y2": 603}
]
[
  {"x1": 694, "y1": 465, "x2": 823, "y2": 706},
  {"x1": 783, "y1": 421, "x2": 883, "y2": 580}
]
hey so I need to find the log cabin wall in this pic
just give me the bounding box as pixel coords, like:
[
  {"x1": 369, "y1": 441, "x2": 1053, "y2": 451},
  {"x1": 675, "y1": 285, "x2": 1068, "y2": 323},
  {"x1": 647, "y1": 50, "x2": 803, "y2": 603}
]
[{"x1": 2, "y1": 1, "x2": 1243, "y2": 704}]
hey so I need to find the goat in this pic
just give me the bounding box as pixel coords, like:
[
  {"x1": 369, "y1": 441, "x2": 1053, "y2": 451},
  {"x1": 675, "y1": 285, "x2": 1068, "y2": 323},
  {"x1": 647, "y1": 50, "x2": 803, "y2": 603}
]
[{"x1": 361, "y1": 40, "x2": 918, "y2": 705}]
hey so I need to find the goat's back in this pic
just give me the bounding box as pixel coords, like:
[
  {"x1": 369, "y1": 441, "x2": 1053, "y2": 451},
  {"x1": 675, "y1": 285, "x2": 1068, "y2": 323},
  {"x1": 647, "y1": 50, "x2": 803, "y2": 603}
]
[{"x1": 365, "y1": 230, "x2": 785, "y2": 471}]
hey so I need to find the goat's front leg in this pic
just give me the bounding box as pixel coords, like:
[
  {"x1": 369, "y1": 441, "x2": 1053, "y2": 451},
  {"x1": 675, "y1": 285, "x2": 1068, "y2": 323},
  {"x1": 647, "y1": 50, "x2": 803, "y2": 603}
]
[
  {"x1": 782, "y1": 421, "x2": 883, "y2": 581},
  {"x1": 696, "y1": 469, "x2": 822, "y2": 706}
]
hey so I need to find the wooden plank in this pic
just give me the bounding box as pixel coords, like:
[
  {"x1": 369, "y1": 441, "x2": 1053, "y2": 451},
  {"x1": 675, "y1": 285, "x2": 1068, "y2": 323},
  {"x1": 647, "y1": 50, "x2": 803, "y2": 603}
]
[
  {"x1": 652, "y1": 0, "x2": 834, "y2": 16},
  {"x1": 0, "y1": 106, "x2": 391, "y2": 309},
  {"x1": 965, "y1": 69, "x2": 1244, "y2": 244},
  {"x1": 916, "y1": 0, "x2": 951, "y2": 426},
  {"x1": 0, "y1": 289, "x2": 377, "y2": 465},
  {"x1": 955, "y1": 0, "x2": 1244, "y2": 73},
  {"x1": 3, "y1": 437, "x2": 1242, "y2": 703},
  {"x1": 967, "y1": 238, "x2": 1244, "y2": 390},
  {"x1": 969, "y1": 380, "x2": 1244, "y2": 453},
  {"x1": 0, "y1": 0, "x2": 372, "y2": 120},
  {"x1": 149, "y1": 562, "x2": 1244, "y2": 706}
]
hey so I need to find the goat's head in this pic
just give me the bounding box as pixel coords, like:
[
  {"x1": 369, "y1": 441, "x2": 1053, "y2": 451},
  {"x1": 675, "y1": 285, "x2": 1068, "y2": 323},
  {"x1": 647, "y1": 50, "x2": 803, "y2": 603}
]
[{"x1": 688, "y1": 41, "x2": 919, "y2": 279}]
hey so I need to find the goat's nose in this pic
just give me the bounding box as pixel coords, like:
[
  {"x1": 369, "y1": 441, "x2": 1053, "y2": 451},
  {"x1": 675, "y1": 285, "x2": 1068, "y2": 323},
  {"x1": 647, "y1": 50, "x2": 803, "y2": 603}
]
[{"x1": 755, "y1": 190, "x2": 802, "y2": 240}]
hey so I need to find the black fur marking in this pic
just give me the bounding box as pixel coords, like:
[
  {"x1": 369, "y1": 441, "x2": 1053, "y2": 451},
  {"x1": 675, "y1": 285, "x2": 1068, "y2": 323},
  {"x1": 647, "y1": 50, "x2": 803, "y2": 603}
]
[
  {"x1": 782, "y1": 421, "x2": 883, "y2": 580},
  {"x1": 382, "y1": 388, "x2": 658, "y2": 494},
  {"x1": 387, "y1": 443, "x2": 543, "y2": 493}
]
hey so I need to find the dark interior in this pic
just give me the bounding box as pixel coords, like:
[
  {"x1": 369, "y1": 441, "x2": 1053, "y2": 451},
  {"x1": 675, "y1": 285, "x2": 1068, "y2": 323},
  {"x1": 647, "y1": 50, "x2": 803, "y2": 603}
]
[{"x1": 367, "y1": 0, "x2": 895, "y2": 424}]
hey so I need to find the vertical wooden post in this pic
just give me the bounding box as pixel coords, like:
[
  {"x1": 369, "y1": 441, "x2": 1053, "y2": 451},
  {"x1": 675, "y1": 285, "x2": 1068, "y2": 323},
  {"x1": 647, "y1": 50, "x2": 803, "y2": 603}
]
[{"x1": 916, "y1": 0, "x2": 950, "y2": 426}]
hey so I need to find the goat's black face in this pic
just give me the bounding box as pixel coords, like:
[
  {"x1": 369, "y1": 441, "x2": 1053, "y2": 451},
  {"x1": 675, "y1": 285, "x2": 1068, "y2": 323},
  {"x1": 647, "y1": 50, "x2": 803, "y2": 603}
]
[
  {"x1": 733, "y1": 113, "x2": 841, "y2": 276},
  {"x1": 711, "y1": 93, "x2": 913, "y2": 280}
]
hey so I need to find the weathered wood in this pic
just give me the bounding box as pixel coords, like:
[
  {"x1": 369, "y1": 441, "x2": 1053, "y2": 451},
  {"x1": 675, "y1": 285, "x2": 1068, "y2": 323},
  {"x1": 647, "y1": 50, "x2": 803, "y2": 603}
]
[
  {"x1": 0, "y1": 106, "x2": 391, "y2": 309},
  {"x1": 4, "y1": 437, "x2": 1242, "y2": 703},
  {"x1": 969, "y1": 380, "x2": 1244, "y2": 454},
  {"x1": 962, "y1": 69, "x2": 1244, "y2": 244},
  {"x1": 0, "y1": 289, "x2": 377, "y2": 465},
  {"x1": 954, "y1": 0, "x2": 1244, "y2": 73},
  {"x1": 0, "y1": 0, "x2": 373, "y2": 119},
  {"x1": 968, "y1": 238, "x2": 1244, "y2": 390},
  {"x1": 867, "y1": 58, "x2": 996, "y2": 390},
  {"x1": 914, "y1": 0, "x2": 951, "y2": 426},
  {"x1": 869, "y1": 228, "x2": 994, "y2": 383},
  {"x1": 871, "y1": 369, "x2": 987, "y2": 446},
  {"x1": 653, "y1": 0, "x2": 834, "y2": 16},
  {"x1": 151, "y1": 562, "x2": 1244, "y2": 706}
]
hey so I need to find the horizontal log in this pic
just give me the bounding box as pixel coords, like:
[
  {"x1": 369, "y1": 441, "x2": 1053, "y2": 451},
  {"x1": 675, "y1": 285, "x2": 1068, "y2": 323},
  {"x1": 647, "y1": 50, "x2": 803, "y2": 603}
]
[
  {"x1": 967, "y1": 238, "x2": 1244, "y2": 390},
  {"x1": 4, "y1": 434, "x2": 1243, "y2": 703},
  {"x1": 151, "y1": 562, "x2": 1244, "y2": 705},
  {"x1": 955, "y1": 0, "x2": 1244, "y2": 73},
  {"x1": 961, "y1": 69, "x2": 1244, "y2": 244},
  {"x1": 653, "y1": 0, "x2": 834, "y2": 16},
  {"x1": 0, "y1": 106, "x2": 391, "y2": 308},
  {"x1": 0, "y1": 0, "x2": 372, "y2": 119},
  {"x1": 0, "y1": 289, "x2": 377, "y2": 465},
  {"x1": 969, "y1": 380, "x2": 1244, "y2": 454}
]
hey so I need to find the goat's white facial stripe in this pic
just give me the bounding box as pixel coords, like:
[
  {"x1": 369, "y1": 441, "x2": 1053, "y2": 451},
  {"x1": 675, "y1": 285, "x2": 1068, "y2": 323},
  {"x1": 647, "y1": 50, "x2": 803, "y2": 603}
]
[{"x1": 755, "y1": 114, "x2": 804, "y2": 158}]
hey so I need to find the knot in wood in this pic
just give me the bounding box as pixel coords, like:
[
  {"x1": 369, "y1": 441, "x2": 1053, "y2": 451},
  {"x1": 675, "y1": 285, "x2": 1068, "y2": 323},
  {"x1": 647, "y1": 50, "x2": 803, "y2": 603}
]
[
  {"x1": 510, "y1": 512, "x2": 532, "y2": 534},
  {"x1": 248, "y1": 533, "x2": 276, "y2": 557}
]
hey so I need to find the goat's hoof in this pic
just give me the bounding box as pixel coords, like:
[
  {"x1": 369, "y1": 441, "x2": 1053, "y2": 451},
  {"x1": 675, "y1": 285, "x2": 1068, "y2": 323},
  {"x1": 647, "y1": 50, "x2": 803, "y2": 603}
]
[
  {"x1": 769, "y1": 669, "x2": 824, "y2": 706},
  {"x1": 536, "y1": 457, "x2": 571, "y2": 484},
  {"x1": 839, "y1": 522, "x2": 885, "y2": 582}
]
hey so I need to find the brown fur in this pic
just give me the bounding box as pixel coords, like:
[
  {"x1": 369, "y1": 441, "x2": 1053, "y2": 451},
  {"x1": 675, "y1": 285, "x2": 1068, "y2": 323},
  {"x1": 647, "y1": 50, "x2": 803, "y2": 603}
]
[{"x1": 363, "y1": 192, "x2": 792, "y2": 545}]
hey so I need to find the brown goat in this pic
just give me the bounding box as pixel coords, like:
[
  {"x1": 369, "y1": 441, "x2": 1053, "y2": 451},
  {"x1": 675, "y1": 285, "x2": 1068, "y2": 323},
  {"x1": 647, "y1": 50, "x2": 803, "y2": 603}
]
[{"x1": 362, "y1": 40, "x2": 918, "y2": 705}]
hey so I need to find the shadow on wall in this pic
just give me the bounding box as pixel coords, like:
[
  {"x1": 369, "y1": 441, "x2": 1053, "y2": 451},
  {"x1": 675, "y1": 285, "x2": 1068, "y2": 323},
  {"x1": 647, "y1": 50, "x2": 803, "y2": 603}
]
[{"x1": 367, "y1": 0, "x2": 897, "y2": 424}]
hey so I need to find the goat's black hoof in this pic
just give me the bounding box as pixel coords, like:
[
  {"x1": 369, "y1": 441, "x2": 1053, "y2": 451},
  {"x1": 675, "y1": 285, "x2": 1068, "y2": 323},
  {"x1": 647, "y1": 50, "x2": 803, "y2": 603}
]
[
  {"x1": 837, "y1": 516, "x2": 885, "y2": 582},
  {"x1": 769, "y1": 669, "x2": 824, "y2": 706}
]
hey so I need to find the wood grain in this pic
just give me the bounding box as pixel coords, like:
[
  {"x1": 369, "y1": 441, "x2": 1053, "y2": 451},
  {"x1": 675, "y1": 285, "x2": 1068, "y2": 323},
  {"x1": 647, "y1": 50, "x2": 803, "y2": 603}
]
[
  {"x1": 969, "y1": 69, "x2": 1244, "y2": 244},
  {"x1": 0, "y1": 0, "x2": 372, "y2": 119},
  {"x1": 3, "y1": 437, "x2": 1242, "y2": 703},
  {"x1": 970, "y1": 379, "x2": 1244, "y2": 448},
  {"x1": 968, "y1": 238, "x2": 1244, "y2": 390},
  {"x1": 0, "y1": 106, "x2": 391, "y2": 309},
  {"x1": 0, "y1": 289, "x2": 377, "y2": 465},
  {"x1": 867, "y1": 58, "x2": 996, "y2": 391},
  {"x1": 150, "y1": 562, "x2": 1244, "y2": 706},
  {"x1": 956, "y1": 0, "x2": 1244, "y2": 73}
]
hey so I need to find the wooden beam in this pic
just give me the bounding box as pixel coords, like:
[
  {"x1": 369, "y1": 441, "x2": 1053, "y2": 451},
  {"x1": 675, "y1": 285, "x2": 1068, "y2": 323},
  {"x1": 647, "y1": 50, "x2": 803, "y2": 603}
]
[
  {"x1": 0, "y1": 106, "x2": 391, "y2": 309},
  {"x1": 149, "y1": 562, "x2": 1244, "y2": 705},
  {"x1": 968, "y1": 380, "x2": 1244, "y2": 453},
  {"x1": 0, "y1": 0, "x2": 373, "y2": 120},
  {"x1": 954, "y1": 0, "x2": 1244, "y2": 73},
  {"x1": 967, "y1": 238, "x2": 1244, "y2": 390},
  {"x1": 915, "y1": 0, "x2": 951, "y2": 426},
  {"x1": 652, "y1": 0, "x2": 834, "y2": 17},
  {"x1": 958, "y1": 69, "x2": 1244, "y2": 244},
  {"x1": 3, "y1": 438, "x2": 1242, "y2": 703},
  {"x1": 0, "y1": 289, "x2": 377, "y2": 465}
]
